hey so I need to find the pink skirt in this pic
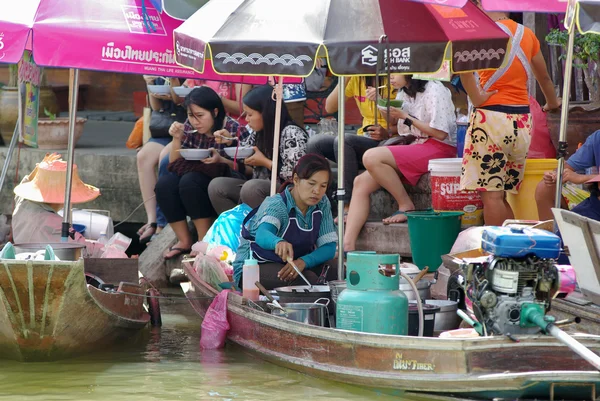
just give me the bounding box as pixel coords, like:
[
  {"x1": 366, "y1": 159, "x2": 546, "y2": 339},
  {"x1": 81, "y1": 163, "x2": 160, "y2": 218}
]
[{"x1": 388, "y1": 139, "x2": 457, "y2": 185}]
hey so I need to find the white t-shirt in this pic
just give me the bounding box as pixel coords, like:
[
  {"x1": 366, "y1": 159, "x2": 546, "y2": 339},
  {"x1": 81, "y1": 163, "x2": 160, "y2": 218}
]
[{"x1": 395, "y1": 80, "x2": 457, "y2": 146}]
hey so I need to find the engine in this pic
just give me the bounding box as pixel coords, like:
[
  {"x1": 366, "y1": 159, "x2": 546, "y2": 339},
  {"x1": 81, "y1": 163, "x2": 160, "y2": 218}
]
[{"x1": 460, "y1": 226, "x2": 561, "y2": 336}]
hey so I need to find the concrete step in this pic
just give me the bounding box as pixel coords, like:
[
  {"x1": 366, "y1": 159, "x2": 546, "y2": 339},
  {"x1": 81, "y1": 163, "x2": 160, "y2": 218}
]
[{"x1": 356, "y1": 221, "x2": 412, "y2": 257}]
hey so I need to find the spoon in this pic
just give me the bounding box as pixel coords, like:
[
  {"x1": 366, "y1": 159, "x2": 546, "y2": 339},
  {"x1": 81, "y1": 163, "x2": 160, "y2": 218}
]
[{"x1": 287, "y1": 258, "x2": 313, "y2": 289}]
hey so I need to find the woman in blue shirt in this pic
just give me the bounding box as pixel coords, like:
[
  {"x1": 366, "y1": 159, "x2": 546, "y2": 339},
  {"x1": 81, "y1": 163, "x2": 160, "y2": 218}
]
[{"x1": 233, "y1": 154, "x2": 338, "y2": 290}]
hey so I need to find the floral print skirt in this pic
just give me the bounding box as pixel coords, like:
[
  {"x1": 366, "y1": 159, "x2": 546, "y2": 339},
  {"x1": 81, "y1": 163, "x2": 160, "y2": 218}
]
[{"x1": 460, "y1": 108, "x2": 532, "y2": 194}]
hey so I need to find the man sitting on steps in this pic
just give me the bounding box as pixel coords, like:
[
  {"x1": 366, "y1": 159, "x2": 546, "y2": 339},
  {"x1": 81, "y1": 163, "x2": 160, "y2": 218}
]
[{"x1": 535, "y1": 130, "x2": 600, "y2": 221}]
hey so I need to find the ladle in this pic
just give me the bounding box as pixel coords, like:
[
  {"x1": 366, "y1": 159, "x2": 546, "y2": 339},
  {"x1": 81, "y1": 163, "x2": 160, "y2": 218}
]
[{"x1": 255, "y1": 281, "x2": 286, "y2": 313}]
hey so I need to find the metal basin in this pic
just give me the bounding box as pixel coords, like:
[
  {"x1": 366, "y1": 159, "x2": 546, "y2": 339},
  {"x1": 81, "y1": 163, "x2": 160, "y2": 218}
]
[
  {"x1": 399, "y1": 278, "x2": 432, "y2": 301},
  {"x1": 13, "y1": 242, "x2": 86, "y2": 261},
  {"x1": 425, "y1": 299, "x2": 461, "y2": 332},
  {"x1": 270, "y1": 299, "x2": 330, "y2": 327}
]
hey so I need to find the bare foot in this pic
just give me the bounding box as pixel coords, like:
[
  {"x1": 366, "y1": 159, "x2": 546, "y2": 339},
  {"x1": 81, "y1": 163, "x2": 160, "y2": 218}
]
[{"x1": 382, "y1": 211, "x2": 408, "y2": 225}]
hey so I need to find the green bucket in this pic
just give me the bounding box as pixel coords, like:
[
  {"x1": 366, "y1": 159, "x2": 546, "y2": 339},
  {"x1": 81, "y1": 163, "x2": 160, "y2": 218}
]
[{"x1": 405, "y1": 210, "x2": 463, "y2": 271}]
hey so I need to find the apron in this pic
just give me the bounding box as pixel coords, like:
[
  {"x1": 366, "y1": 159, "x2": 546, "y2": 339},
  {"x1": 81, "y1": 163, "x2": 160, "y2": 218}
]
[{"x1": 241, "y1": 192, "x2": 323, "y2": 264}]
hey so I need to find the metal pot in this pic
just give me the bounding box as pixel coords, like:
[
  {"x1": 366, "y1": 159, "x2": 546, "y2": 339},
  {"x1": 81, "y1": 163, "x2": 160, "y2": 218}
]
[
  {"x1": 270, "y1": 298, "x2": 330, "y2": 327},
  {"x1": 425, "y1": 299, "x2": 461, "y2": 332},
  {"x1": 13, "y1": 242, "x2": 86, "y2": 261},
  {"x1": 274, "y1": 285, "x2": 333, "y2": 314},
  {"x1": 399, "y1": 278, "x2": 431, "y2": 301}
]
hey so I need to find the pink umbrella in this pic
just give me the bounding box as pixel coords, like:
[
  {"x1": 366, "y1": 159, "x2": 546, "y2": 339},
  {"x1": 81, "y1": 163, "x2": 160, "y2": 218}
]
[{"x1": 0, "y1": 0, "x2": 286, "y2": 240}]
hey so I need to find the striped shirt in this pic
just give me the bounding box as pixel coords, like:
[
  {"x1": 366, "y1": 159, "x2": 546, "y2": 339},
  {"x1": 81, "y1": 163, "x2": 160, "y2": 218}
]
[{"x1": 233, "y1": 187, "x2": 337, "y2": 284}]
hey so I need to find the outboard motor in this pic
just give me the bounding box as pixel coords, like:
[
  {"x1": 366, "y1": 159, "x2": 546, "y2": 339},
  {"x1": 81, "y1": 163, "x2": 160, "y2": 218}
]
[{"x1": 461, "y1": 227, "x2": 560, "y2": 336}]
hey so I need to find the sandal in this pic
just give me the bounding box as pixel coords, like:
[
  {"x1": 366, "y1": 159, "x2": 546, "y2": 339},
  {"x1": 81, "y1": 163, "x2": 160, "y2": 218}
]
[
  {"x1": 163, "y1": 246, "x2": 192, "y2": 260},
  {"x1": 139, "y1": 223, "x2": 157, "y2": 245},
  {"x1": 382, "y1": 211, "x2": 408, "y2": 225}
]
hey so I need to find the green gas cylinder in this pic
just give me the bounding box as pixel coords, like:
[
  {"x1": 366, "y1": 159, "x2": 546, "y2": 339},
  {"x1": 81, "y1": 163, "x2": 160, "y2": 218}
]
[{"x1": 336, "y1": 252, "x2": 408, "y2": 335}]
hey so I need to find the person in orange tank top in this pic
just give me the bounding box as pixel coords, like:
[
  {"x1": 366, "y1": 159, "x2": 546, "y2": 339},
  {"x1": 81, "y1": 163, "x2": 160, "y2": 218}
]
[{"x1": 458, "y1": 0, "x2": 560, "y2": 226}]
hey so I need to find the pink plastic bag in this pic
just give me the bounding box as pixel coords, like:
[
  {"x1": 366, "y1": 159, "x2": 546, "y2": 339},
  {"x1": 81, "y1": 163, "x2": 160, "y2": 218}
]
[
  {"x1": 528, "y1": 96, "x2": 557, "y2": 159},
  {"x1": 557, "y1": 265, "x2": 577, "y2": 296},
  {"x1": 200, "y1": 290, "x2": 230, "y2": 350}
]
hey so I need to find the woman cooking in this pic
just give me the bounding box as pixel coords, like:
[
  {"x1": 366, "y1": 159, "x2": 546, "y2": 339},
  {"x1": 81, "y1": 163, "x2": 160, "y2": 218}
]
[{"x1": 233, "y1": 154, "x2": 338, "y2": 290}]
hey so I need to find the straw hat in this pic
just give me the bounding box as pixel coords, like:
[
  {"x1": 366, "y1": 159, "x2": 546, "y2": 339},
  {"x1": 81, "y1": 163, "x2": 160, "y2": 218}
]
[{"x1": 14, "y1": 156, "x2": 100, "y2": 204}]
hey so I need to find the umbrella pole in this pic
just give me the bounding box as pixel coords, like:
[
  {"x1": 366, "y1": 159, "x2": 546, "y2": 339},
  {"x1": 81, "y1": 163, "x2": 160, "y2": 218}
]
[
  {"x1": 270, "y1": 76, "x2": 284, "y2": 196},
  {"x1": 61, "y1": 68, "x2": 80, "y2": 242},
  {"x1": 554, "y1": 26, "x2": 575, "y2": 212},
  {"x1": 0, "y1": 82, "x2": 23, "y2": 196},
  {"x1": 337, "y1": 76, "x2": 346, "y2": 280}
]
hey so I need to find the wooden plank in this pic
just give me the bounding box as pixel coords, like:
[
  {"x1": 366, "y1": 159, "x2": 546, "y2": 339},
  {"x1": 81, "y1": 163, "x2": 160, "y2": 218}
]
[{"x1": 84, "y1": 258, "x2": 139, "y2": 285}]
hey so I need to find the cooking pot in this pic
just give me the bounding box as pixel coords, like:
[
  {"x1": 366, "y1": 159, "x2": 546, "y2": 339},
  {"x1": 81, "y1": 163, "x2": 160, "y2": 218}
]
[
  {"x1": 274, "y1": 285, "x2": 333, "y2": 314},
  {"x1": 399, "y1": 277, "x2": 431, "y2": 301},
  {"x1": 425, "y1": 299, "x2": 461, "y2": 332},
  {"x1": 13, "y1": 242, "x2": 86, "y2": 261},
  {"x1": 270, "y1": 298, "x2": 330, "y2": 327}
]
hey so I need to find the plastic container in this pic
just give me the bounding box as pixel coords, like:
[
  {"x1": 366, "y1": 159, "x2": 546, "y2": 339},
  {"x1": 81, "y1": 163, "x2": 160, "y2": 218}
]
[
  {"x1": 456, "y1": 122, "x2": 468, "y2": 157},
  {"x1": 506, "y1": 158, "x2": 558, "y2": 220},
  {"x1": 481, "y1": 226, "x2": 561, "y2": 259},
  {"x1": 406, "y1": 210, "x2": 463, "y2": 271},
  {"x1": 97, "y1": 232, "x2": 108, "y2": 245},
  {"x1": 62, "y1": 209, "x2": 114, "y2": 240},
  {"x1": 429, "y1": 158, "x2": 483, "y2": 228},
  {"x1": 242, "y1": 258, "x2": 259, "y2": 301},
  {"x1": 408, "y1": 303, "x2": 440, "y2": 337},
  {"x1": 336, "y1": 252, "x2": 408, "y2": 335}
]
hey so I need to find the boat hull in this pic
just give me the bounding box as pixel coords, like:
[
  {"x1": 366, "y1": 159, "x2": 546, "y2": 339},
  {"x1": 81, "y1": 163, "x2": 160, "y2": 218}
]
[
  {"x1": 181, "y1": 263, "x2": 600, "y2": 400},
  {"x1": 0, "y1": 259, "x2": 149, "y2": 361}
]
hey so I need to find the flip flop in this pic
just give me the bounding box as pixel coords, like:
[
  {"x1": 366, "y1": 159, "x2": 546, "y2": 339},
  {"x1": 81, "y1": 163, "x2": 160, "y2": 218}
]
[
  {"x1": 163, "y1": 246, "x2": 192, "y2": 260},
  {"x1": 382, "y1": 210, "x2": 408, "y2": 225}
]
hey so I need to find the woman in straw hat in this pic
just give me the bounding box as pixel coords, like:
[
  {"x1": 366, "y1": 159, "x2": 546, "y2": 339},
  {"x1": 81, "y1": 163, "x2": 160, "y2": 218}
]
[{"x1": 12, "y1": 153, "x2": 100, "y2": 244}]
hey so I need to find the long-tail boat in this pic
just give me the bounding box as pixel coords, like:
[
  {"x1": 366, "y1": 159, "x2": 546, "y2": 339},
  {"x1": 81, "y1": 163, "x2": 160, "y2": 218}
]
[
  {"x1": 0, "y1": 257, "x2": 149, "y2": 361},
  {"x1": 181, "y1": 261, "x2": 600, "y2": 401}
]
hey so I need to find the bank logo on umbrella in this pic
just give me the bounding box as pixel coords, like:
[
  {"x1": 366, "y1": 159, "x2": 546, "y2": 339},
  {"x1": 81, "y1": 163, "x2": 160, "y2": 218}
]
[
  {"x1": 361, "y1": 45, "x2": 411, "y2": 70},
  {"x1": 0, "y1": 32, "x2": 5, "y2": 60}
]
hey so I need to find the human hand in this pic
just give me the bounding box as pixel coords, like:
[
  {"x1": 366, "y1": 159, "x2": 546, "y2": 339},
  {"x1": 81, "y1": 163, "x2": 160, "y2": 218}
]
[
  {"x1": 543, "y1": 97, "x2": 561, "y2": 113},
  {"x1": 367, "y1": 125, "x2": 389, "y2": 141},
  {"x1": 275, "y1": 240, "x2": 294, "y2": 262},
  {"x1": 366, "y1": 86, "x2": 377, "y2": 102},
  {"x1": 316, "y1": 58, "x2": 324, "y2": 69},
  {"x1": 214, "y1": 129, "x2": 234, "y2": 145},
  {"x1": 542, "y1": 171, "x2": 557, "y2": 187},
  {"x1": 169, "y1": 122, "x2": 185, "y2": 141},
  {"x1": 471, "y1": 88, "x2": 498, "y2": 108},
  {"x1": 277, "y1": 258, "x2": 306, "y2": 282},
  {"x1": 151, "y1": 93, "x2": 172, "y2": 101},
  {"x1": 201, "y1": 148, "x2": 223, "y2": 164},
  {"x1": 244, "y1": 147, "x2": 269, "y2": 167}
]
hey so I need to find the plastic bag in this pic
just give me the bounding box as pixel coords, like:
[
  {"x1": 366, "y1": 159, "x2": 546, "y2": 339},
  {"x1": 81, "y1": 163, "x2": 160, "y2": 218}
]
[
  {"x1": 200, "y1": 290, "x2": 230, "y2": 350},
  {"x1": 527, "y1": 96, "x2": 556, "y2": 159},
  {"x1": 202, "y1": 204, "x2": 251, "y2": 250},
  {"x1": 195, "y1": 255, "x2": 230, "y2": 289},
  {"x1": 317, "y1": 118, "x2": 337, "y2": 136},
  {"x1": 126, "y1": 117, "x2": 144, "y2": 149}
]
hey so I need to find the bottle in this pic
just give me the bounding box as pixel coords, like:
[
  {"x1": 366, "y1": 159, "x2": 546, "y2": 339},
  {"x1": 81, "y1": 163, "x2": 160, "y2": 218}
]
[
  {"x1": 242, "y1": 258, "x2": 260, "y2": 301},
  {"x1": 97, "y1": 231, "x2": 108, "y2": 245}
]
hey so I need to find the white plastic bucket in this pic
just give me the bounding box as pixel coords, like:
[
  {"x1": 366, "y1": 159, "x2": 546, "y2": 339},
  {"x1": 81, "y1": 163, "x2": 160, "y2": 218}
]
[
  {"x1": 59, "y1": 209, "x2": 114, "y2": 240},
  {"x1": 428, "y1": 158, "x2": 483, "y2": 229}
]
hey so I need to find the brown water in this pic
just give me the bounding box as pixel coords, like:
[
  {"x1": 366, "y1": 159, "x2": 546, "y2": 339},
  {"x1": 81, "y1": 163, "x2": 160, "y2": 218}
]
[{"x1": 0, "y1": 298, "x2": 434, "y2": 401}]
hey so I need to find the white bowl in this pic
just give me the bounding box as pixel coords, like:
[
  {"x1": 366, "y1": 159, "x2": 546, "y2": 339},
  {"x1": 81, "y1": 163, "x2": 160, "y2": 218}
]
[
  {"x1": 179, "y1": 149, "x2": 211, "y2": 160},
  {"x1": 173, "y1": 86, "x2": 193, "y2": 97},
  {"x1": 147, "y1": 85, "x2": 172, "y2": 95},
  {"x1": 223, "y1": 146, "x2": 255, "y2": 159}
]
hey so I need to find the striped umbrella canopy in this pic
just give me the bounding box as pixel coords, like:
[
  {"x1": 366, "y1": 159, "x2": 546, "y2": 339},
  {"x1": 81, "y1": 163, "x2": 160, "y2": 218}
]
[{"x1": 173, "y1": 0, "x2": 511, "y2": 77}]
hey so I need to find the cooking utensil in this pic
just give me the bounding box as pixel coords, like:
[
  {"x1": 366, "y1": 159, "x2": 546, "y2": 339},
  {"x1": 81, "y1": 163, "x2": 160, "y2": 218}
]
[
  {"x1": 287, "y1": 258, "x2": 312, "y2": 289},
  {"x1": 270, "y1": 298, "x2": 330, "y2": 326},
  {"x1": 274, "y1": 285, "x2": 333, "y2": 315},
  {"x1": 256, "y1": 281, "x2": 286, "y2": 312},
  {"x1": 412, "y1": 266, "x2": 429, "y2": 285}
]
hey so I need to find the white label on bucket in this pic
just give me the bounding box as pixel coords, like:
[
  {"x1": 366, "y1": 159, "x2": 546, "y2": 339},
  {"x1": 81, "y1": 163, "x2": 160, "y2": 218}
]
[
  {"x1": 463, "y1": 205, "x2": 477, "y2": 213},
  {"x1": 425, "y1": 314, "x2": 434, "y2": 321}
]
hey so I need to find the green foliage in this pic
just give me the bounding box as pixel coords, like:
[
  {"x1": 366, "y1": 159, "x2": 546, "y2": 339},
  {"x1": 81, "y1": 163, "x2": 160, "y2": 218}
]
[
  {"x1": 43, "y1": 108, "x2": 56, "y2": 120},
  {"x1": 546, "y1": 28, "x2": 600, "y2": 67}
]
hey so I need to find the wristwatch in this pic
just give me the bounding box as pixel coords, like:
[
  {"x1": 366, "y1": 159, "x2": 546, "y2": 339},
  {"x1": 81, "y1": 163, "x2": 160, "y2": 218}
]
[{"x1": 403, "y1": 117, "x2": 413, "y2": 128}]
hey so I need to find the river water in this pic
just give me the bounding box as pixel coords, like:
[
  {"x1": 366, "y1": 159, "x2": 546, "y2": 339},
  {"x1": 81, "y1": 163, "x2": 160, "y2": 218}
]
[{"x1": 0, "y1": 297, "x2": 432, "y2": 401}]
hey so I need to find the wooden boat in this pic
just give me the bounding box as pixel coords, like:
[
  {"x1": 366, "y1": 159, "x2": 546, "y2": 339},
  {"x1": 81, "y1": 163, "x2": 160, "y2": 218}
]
[
  {"x1": 0, "y1": 258, "x2": 149, "y2": 361},
  {"x1": 181, "y1": 262, "x2": 600, "y2": 400}
]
